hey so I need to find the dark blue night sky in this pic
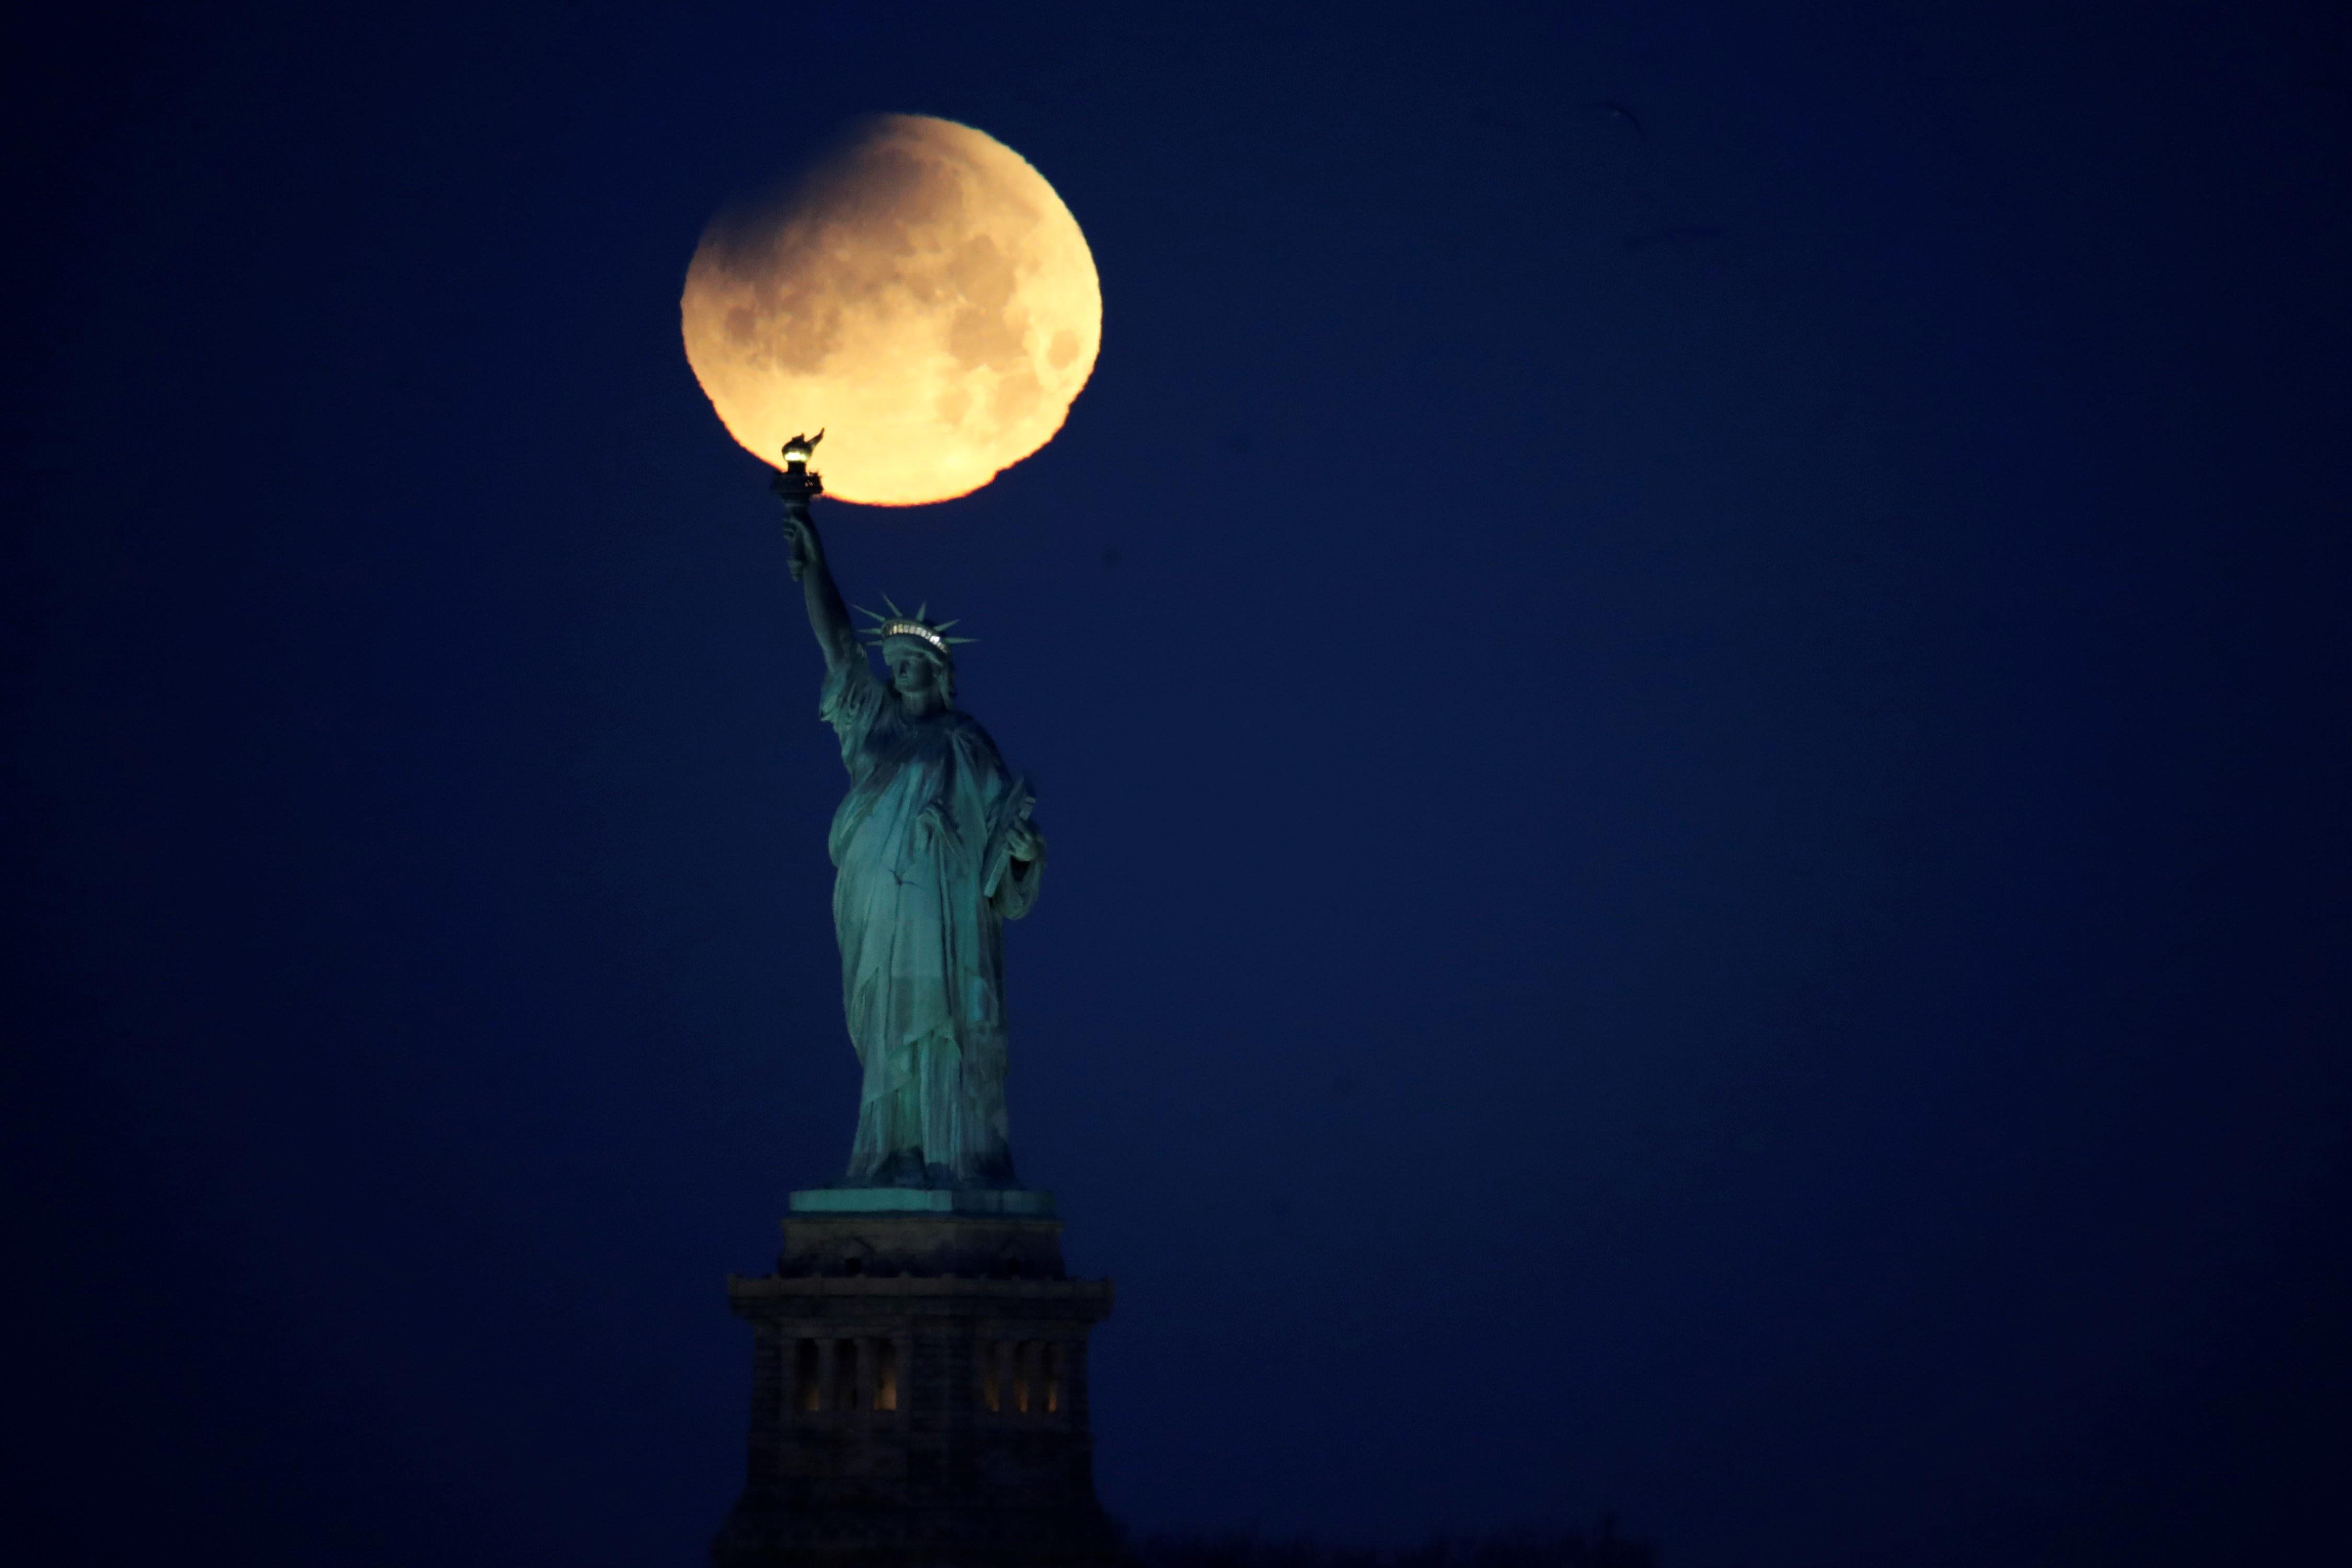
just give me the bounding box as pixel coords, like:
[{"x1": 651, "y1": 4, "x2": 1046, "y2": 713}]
[{"x1": 6, "y1": 3, "x2": 2347, "y2": 1564}]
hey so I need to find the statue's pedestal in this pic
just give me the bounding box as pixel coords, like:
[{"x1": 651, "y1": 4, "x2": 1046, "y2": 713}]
[{"x1": 712, "y1": 1191, "x2": 1120, "y2": 1567}]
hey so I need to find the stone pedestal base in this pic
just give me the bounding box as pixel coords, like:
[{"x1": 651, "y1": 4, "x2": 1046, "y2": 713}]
[{"x1": 712, "y1": 1194, "x2": 1120, "y2": 1567}]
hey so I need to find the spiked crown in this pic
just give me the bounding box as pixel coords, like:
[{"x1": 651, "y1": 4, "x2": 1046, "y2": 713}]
[{"x1": 856, "y1": 595, "x2": 975, "y2": 661}]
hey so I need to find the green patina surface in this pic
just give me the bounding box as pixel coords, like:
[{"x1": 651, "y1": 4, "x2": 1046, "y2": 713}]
[{"x1": 779, "y1": 494, "x2": 1047, "y2": 1191}]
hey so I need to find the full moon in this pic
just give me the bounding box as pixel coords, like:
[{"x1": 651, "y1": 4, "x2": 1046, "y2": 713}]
[{"x1": 681, "y1": 115, "x2": 1101, "y2": 506}]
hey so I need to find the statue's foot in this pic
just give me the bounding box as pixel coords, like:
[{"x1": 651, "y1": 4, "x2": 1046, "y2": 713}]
[
  {"x1": 930, "y1": 1154, "x2": 1019, "y2": 1191},
  {"x1": 882, "y1": 1151, "x2": 930, "y2": 1188},
  {"x1": 843, "y1": 1149, "x2": 1022, "y2": 1191},
  {"x1": 840, "y1": 1148, "x2": 933, "y2": 1189}
]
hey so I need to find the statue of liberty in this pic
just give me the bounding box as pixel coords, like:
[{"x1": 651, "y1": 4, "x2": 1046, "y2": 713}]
[{"x1": 775, "y1": 440, "x2": 1045, "y2": 1191}]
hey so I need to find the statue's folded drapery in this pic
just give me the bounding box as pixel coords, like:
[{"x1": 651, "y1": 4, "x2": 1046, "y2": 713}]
[{"x1": 820, "y1": 657, "x2": 1042, "y2": 1187}]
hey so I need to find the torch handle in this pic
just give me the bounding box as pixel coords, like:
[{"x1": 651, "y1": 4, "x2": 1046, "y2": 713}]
[{"x1": 770, "y1": 469, "x2": 823, "y2": 509}]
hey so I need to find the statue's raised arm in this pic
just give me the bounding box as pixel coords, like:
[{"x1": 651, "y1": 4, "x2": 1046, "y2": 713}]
[
  {"x1": 782, "y1": 508, "x2": 858, "y2": 671},
  {"x1": 773, "y1": 431, "x2": 856, "y2": 670}
]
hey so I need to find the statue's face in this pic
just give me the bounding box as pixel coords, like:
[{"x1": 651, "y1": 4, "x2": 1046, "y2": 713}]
[{"x1": 886, "y1": 644, "x2": 947, "y2": 707}]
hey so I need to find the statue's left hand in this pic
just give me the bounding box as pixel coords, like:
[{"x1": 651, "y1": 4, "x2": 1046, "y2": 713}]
[{"x1": 1005, "y1": 818, "x2": 1045, "y2": 862}]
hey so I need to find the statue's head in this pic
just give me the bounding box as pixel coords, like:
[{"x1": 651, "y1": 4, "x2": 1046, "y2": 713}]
[
  {"x1": 884, "y1": 638, "x2": 953, "y2": 710},
  {"x1": 858, "y1": 597, "x2": 972, "y2": 714}
]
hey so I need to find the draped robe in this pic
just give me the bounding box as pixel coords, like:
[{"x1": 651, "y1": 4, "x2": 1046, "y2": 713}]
[{"x1": 820, "y1": 654, "x2": 1043, "y2": 1187}]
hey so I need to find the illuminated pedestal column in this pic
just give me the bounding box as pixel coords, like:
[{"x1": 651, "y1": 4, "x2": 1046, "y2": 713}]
[{"x1": 712, "y1": 1192, "x2": 1120, "y2": 1568}]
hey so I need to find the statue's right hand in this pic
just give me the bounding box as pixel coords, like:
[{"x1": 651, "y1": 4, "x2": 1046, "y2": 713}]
[{"x1": 783, "y1": 512, "x2": 818, "y2": 582}]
